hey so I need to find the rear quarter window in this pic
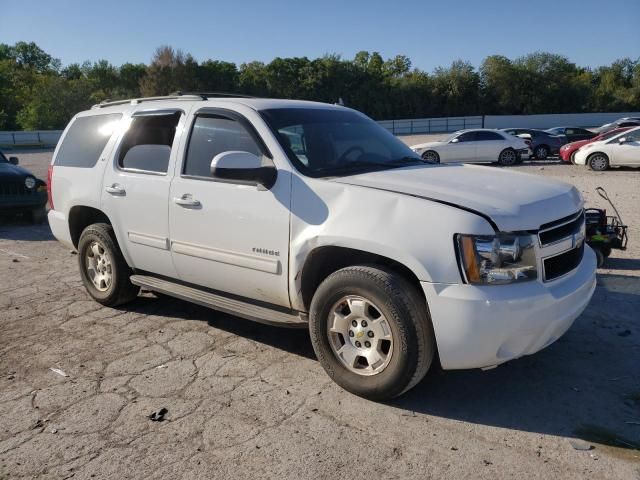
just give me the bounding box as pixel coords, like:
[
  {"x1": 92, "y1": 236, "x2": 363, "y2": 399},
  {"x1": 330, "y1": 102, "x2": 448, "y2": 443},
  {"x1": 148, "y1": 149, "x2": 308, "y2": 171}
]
[{"x1": 54, "y1": 113, "x2": 122, "y2": 167}]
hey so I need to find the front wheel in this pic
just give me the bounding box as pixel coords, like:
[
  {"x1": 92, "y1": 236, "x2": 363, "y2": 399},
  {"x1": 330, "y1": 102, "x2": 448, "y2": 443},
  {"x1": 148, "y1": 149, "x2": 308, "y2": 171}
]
[
  {"x1": 30, "y1": 206, "x2": 47, "y2": 224},
  {"x1": 588, "y1": 153, "x2": 609, "y2": 171},
  {"x1": 421, "y1": 150, "x2": 440, "y2": 163},
  {"x1": 77, "y1": 223, "x2": 140, "y2": 307},
  {"x1": 570, "y1": 151, "x2": 578, "y2": 165},
  {"x1": 309, "y1": 266, "x2": 435, "y2": 400},
  {"x1": 498, "y1": 148, "x2": 517, "y2": 166}
]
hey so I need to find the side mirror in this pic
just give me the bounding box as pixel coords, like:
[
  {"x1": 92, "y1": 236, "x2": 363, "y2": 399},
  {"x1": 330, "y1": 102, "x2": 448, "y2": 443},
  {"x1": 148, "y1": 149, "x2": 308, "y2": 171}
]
[
  {"x1": 210, "y1": 151, "x2": 277, "y2": 189},
  {"x1": 450, "y1": 138, "x2": 459, "y2": 143},
  {"x1": 618, "y1": 137, "x2": 627, "y2": 144},
  {"x1": 9, "y1": 156, "x2": 18, "y2": 165}
]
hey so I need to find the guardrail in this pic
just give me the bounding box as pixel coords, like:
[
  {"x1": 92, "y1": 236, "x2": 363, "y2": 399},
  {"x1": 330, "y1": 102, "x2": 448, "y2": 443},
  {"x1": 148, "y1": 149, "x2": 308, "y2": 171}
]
[
  {"x1": 0, "y1": 130, "x2": 63, "y2": 147},
  {"x1": 378, "y1": 116, "x2": 484, "y2": 135}
]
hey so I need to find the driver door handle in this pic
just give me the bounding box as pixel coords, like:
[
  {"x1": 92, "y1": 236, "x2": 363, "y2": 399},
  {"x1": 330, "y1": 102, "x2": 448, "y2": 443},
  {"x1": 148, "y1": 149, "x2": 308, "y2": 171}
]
[
  {"x1": 105, "y1": 184, "x2": 126, "y2": 196},
  {"x1": 174, "y1": 194, "x2": 201, "y2": 208}
]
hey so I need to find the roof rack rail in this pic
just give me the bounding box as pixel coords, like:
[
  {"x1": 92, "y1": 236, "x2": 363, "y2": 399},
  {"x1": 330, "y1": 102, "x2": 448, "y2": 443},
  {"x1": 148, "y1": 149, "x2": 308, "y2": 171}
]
[
  {"x1": 91, "y1": 94, "x2": 205, "y2": 109},
  {"x1": 173, "y1": 91, "x2": 257, "y2": 99}
]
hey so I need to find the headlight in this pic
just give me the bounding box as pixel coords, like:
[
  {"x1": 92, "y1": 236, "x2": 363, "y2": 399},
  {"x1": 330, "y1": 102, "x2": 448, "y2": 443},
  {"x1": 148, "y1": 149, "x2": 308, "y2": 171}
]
[
  {"x1": 456, "y1": 233, "x2": 537, "y2": 284},
  {"x1": 25, "y1": 177, "x2": 36, "y2": 189}
]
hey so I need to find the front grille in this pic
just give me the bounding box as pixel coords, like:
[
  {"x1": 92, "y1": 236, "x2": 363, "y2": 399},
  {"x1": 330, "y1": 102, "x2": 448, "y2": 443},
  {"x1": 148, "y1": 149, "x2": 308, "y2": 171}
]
[
  {"x1": 0, "y1": 183, "x2": 30, "y2": 196},
  {"x1": 543, "y1": 243, "x2": 584, "y2": 281},
  {"x1": 539, "y1": 211, "x2": 584, "y2": 246}
]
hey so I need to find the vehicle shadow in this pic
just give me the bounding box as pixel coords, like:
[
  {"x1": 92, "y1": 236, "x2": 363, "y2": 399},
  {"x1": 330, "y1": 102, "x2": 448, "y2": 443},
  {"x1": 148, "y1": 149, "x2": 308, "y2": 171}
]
[
  {"x1": 0, "y1": 218, "x2": 55, "y2": 241},
  {"x1": 123, "y1": 273, "x2": 640, "y2": 451},
  {"x1": 393, "y1": 272, "x2": 640, "y2": 451},
  {"x1": 602, "y1": 257, "x2": 640, "y2": 271}
]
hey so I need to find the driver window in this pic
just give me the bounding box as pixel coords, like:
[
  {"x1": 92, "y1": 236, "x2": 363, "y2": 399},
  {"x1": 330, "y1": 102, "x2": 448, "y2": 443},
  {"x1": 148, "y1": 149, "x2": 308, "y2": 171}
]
[{"x1": 183, "y1": 115, "x2": 262, "y2": 178}]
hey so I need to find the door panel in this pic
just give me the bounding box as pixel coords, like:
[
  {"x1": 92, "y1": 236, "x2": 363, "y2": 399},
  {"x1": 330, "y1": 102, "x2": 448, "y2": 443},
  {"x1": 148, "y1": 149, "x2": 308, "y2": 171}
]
[
  {"x1": 101, "y1": 110, "x2": 186, "y2": 278},
  {"x1": 443, "y1": 132, "x2": 477, "y2": 162},
  {"x1": 169, "y1": 111, "x2": 291, "y2": 307},
  {"x1": 613, "y1": 136, "x2": 640, "y2": 165}
]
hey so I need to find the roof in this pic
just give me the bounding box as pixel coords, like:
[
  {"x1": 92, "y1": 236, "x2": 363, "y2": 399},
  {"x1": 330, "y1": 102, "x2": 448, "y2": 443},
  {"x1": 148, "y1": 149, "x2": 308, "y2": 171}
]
[{"x1": 91, "y1": 95, "x2": 344, "y2": 113}]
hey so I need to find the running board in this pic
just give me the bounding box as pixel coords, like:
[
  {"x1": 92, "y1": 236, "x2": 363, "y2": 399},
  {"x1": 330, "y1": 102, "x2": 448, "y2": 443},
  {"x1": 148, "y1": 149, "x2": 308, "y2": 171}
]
[{"x1": 130, "y1": 275, "x2": 307, "y2": 328}]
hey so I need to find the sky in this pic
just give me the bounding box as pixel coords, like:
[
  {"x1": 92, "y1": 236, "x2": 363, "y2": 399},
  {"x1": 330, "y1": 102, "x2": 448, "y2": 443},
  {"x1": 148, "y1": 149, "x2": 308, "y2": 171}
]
[{"x1": 2, "y1": 0, "x2": 639, "y2": 71}]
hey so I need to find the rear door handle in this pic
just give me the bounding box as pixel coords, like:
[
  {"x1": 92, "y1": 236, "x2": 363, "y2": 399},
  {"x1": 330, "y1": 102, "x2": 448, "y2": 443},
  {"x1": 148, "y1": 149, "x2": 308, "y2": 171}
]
[
  {"x1": 174, "y1": 194, "x2": 201, "y2": 208},
  {"x1": 105, "y1": 184, "x2": 126, "y2": 195}
]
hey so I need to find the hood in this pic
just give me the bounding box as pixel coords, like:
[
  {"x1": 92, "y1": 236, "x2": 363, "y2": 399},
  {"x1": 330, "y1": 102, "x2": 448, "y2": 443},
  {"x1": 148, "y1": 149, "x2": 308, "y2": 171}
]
[
  {"x1": 0, "y1": 162, "x2": 34, "y2": 180},
  {"x1": 411, "y1": 141, "x2": 447, "y2": 150},
  {"x1": 331, "y1": 164, "x2": 582, "y2": 231},
  {"x1": 562, "y1": 139, "x2": 590, "y2": 150}
]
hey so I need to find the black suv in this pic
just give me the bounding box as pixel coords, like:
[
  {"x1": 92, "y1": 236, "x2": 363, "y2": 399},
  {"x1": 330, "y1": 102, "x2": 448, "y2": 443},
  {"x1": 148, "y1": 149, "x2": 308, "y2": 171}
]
[{"x1": 0, "y1": 151, "x2": 47, "y2": 223}]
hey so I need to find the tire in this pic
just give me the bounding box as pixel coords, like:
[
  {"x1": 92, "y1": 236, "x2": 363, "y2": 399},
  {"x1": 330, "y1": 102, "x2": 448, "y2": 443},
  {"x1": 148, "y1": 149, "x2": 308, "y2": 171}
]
[
  {"x1": 421, "y1": 150, "x2": 440, "y2": 163},
  {"x1": 593, "y1": 248, "x2": 605, "y2": 268},
  {"x1": 588, "y1": 153, "x2": 609, "y2": 171},
  {"x1": 569, "y1": 151, "x2": 578, "y2": 165},
  {"x1": 498, "y1": 148, "x2": 517, "y2": 166},
  {"x1": 534, "y1": 145, "x2": 549, "y2": 160},
  {"x1": 308, "y1": 265, "x2": 435, "y2": 400},
  {"x1": 30, "y1": 206, "x2": 47, "y2": 224},
  {"x1": 77, "y1": 223, "x2": 139, "y2": 307}
]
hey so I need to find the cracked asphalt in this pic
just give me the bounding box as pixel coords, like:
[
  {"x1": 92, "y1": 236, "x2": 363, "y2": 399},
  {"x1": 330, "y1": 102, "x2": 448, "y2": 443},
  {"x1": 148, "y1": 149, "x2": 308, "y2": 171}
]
[{"x1": 0, "y1": 150, "x2": 639, "y2": 479}]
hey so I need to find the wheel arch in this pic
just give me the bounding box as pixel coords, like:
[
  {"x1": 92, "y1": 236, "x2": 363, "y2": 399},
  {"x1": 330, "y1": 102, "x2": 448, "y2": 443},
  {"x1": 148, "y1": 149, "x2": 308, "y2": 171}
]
[
  {"x1": 298, "y1": 245, "x2": 426, "y2": 313},
  {"x1": 68, "y1": 205, "x2": 113, "y2": 249}
]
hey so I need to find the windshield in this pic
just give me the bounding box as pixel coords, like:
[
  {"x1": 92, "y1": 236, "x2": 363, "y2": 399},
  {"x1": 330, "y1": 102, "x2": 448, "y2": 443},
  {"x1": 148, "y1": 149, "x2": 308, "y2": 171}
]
[
  {"x1": 0, "y1": 151, "x2": 7, "y2": 163},
  {"x1": 598, "y1": 129, "x2": 627, "y2": 141},
  {"x1": 260, "y1": 108, "x2": 425, "y2": 177},
  {"x1": 545, "y1": 127, "x2": 563, "y2": 134}
]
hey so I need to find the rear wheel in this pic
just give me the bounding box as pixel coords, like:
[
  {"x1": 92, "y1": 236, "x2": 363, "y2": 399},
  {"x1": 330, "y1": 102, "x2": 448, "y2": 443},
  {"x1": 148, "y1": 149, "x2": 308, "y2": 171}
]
[
  {"x1": 421, "y1": 150, "x2": 440, "y2": 163},
  {"x1": 77, "y1": 223, "x2": 139, "y2": 306},
  {"x1": 588, "y1": 153, "x2": 609, "y2": 171},
  {"x1": 309, "y1": 265, "x2": 435, "y2": 400},
  {"x1": 593, "y1": 248, "x2": 605, "y2": 268},
  {"x1": 498, "y1": 148, "x2": 517, "y2": 166},
  {"x1": 534, "y1": 145, "x2": 549, "y2": 160}
]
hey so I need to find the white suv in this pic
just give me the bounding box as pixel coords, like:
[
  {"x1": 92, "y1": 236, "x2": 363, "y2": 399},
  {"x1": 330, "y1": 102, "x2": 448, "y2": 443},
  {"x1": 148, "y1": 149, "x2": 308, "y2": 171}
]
[{"x1": 48, "y1": 94, "x2": 596, "y2": 400}]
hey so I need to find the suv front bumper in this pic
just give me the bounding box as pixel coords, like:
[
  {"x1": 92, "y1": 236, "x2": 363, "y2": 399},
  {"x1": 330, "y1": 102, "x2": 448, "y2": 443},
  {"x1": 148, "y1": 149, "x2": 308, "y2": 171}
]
[{"x1": 421, "y1": 245, "x2": 596, "y2": 370}]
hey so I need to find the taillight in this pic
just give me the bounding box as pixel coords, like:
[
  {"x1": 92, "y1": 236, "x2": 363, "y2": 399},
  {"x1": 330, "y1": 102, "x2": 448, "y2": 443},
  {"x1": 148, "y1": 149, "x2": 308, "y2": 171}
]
[{"x1": 47, "y1": 165, "x2": 54, "y2": 210}]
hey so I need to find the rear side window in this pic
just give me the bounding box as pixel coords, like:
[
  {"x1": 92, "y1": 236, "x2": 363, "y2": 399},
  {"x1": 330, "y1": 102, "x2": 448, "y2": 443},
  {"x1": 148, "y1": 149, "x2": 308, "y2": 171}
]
[
  {"x1": 476, "y1": 131, "x2": 503, "y2": 141},
  {"x1": 118, "y1": 112, "x2": 181, "y2": 174},
  {"x1": 183, "y1": 115, "x2": 261, "y2": 178},
  {"x1": 54, "y1": 113, "x2": 122, "y2": 167}
]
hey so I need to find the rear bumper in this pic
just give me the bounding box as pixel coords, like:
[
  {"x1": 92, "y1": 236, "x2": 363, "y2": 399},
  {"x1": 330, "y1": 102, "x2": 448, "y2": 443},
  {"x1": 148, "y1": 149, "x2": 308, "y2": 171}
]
[
  {"x1": 422, "y1": 246, "x2": 597, "y2": 370},
  {"x1": 47, "y1": 209, "x2": 74, "y2": 250}
]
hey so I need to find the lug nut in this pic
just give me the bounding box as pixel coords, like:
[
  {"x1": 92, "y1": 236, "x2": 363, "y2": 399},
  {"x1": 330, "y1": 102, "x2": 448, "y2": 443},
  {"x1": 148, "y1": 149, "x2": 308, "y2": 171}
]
[
  {"x1": 355, "y1": 341, "x2": 361, "y2": 348},
  {"x1": 361, "y1": 320, "x2": 368, "y2": 327},
  {"x1": 364, "y1": 341, "x2": 371, "y2": 348},
  {"x1": 351, "y1": 320, "x2": 358, "y2": 327},
  {"x1": 348, "y1": 331, "x2": 354, "y2": 337},
  {"x1": 367, "y1": 331, "x2": 374, "y2": 338}
]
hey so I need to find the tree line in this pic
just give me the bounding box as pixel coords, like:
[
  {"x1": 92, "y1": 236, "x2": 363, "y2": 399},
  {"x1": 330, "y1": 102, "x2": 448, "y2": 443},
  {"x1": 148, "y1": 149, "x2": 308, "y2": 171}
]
[{"x1": 1, "y1": 42, "x2": 639, "y2": 130}]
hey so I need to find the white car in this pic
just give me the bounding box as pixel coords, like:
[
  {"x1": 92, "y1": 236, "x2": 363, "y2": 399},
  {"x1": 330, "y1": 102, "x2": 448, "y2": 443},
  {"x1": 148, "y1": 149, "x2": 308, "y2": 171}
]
[
  {"x1": 574, "y1": 126, "x2": 640, "y2": 170},
  {"x1": 48, "y1": 94, "x2": 595, "y2": 400},
  {"x1": 410, "y1": 129, "x2": 530, "y2": 166}
]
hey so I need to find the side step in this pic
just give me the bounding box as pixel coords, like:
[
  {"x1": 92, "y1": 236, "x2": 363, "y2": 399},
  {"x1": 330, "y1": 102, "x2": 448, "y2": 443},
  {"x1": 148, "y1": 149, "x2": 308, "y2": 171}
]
[{"x1": 130, "y1": 275, "x2": 307, "y2": 328}]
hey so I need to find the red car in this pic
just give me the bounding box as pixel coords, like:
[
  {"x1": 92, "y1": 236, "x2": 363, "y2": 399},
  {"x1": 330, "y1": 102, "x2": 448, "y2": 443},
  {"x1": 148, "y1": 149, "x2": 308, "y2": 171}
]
[{"x1": 560, "y1": 127, "x2": 632, "y2": 164}]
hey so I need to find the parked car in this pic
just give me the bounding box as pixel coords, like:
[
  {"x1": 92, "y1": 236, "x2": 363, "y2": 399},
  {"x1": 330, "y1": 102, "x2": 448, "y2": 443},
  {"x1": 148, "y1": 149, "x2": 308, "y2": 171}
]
[
  {"x1": 545, "y1": 127, "x2": 596, "y2": 142},
  {"x1": 560, "y1": 127, "x2": 632, "y2": 164},
  {"x1": 597, "y1": 117, "x2": 640, "y2": 134},
  {"x1": 48, "y1": 94, "x2": 596, "y2": 400},
  {"x1": 501, "y1": 128, "x2": 566, "y2": 159},
  {"x1": 410, "y1": 129, "x2": 530, "y2": 166},
  {"x1": 0, "y1": 150, "x2": 48, "y2": 223},
  {"x1": 574, "y1": 126, "x2": 640, "y2": 171}
]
